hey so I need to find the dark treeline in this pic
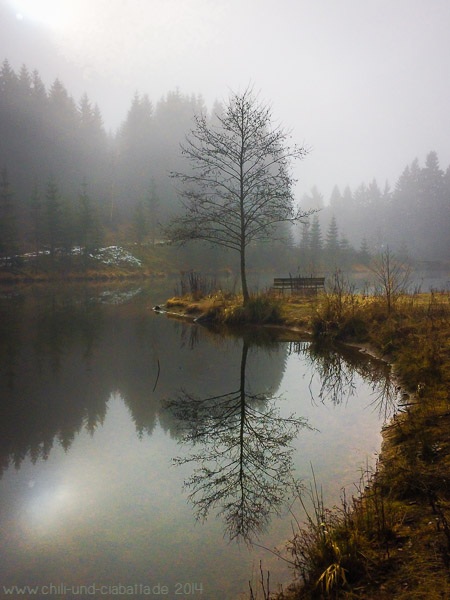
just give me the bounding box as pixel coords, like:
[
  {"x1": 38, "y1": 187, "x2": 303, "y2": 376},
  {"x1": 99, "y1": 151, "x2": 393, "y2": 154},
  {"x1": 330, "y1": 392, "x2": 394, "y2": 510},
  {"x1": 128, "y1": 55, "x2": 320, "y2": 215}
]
[
  {"x1": 299, "y1": 151, "x2": 450, "y2": 268},
  {"x1": 0, "y1": 58, "x2": 207, "y2": 267},
  {"x1": 0, "y1": 58, "x2": 449, "y2": 273}
]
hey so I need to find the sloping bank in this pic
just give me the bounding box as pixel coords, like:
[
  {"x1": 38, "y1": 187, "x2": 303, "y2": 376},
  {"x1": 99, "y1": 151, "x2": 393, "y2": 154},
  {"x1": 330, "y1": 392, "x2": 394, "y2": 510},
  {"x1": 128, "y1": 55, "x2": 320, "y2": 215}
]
[{"x1": 160, "y1": 291, "x2": 450, "y2": 599}]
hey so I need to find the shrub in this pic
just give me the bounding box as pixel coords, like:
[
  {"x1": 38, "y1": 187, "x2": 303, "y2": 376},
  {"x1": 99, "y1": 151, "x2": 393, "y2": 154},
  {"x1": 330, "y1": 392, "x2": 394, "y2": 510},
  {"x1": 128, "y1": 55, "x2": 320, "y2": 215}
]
[{"x1": 225, "y1": 294, "x2": 282, "y2": 325}]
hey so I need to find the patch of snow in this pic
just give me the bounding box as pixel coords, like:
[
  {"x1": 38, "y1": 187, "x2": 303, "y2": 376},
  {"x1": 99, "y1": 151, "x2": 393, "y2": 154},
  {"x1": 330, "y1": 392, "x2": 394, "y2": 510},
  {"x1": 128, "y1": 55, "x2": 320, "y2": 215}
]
[{"x1": 90, "y1": 246, "x2": 143, "y2": 267}]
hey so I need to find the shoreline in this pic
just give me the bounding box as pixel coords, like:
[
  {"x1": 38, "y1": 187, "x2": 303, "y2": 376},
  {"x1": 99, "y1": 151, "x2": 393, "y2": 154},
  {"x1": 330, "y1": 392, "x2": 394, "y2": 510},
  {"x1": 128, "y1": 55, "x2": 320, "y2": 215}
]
[{"x1": 159, "y1": 292, "x2": 450, "y2": 599}]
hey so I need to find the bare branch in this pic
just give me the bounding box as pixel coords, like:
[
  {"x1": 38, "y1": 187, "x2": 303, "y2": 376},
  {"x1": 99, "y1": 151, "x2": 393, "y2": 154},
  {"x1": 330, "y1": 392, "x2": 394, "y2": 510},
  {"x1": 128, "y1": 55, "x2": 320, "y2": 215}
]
[{"x1": 165, "y1": 89, "x2": 312, "y2": 304}]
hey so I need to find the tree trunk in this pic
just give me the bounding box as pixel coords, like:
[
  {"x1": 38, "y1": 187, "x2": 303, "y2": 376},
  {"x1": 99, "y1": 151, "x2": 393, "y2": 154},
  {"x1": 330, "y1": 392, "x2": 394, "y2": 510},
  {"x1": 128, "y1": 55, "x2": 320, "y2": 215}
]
[{"x1": 240, "y1": 246, "x2": 249, "y2": 306}]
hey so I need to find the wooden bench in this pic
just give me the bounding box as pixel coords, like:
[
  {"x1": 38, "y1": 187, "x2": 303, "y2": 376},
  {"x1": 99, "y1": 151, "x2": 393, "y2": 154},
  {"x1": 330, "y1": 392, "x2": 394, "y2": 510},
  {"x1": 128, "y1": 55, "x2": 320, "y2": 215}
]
[{"x1": 273, "y1": 276, "x2": 325, "y2": 295}]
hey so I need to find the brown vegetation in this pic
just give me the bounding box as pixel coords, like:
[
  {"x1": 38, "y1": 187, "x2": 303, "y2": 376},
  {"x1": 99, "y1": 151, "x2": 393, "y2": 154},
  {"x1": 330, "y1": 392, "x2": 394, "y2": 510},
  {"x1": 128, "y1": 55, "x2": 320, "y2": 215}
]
[
  {"x1": 277, "y1": 285, "x2": 450, "y2": 599},
  {"x1": 164, "y1": 284, "x2": 450, "y2": 599}
]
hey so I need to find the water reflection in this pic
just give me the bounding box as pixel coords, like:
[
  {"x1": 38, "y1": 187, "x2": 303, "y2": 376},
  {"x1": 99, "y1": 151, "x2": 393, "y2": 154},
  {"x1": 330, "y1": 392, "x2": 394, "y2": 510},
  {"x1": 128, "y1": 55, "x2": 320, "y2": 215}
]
[
  {"x1": 0, "y1": 285, "x2": 398, "y2": 598},
  {"x1": 0, "y1": 287, "x2": 109, "y2": 476},
  {"x1": 0, "y1": 287, "x2": 289, "y2": 478},
  {"x1": 165, "y1": 335, "x2": 311, "y2": 542},
  {"x1": 0, "y1": 287, "x2": 398, "y2": 484},
  {"x1": 293, "y1": 341, "x2": 400, "y2": 423}
]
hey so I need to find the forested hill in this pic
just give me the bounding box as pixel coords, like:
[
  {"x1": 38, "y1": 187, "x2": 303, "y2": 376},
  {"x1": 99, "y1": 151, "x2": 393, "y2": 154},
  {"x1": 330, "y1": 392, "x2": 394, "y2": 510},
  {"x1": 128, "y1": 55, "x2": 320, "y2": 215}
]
[{"x1": 0, "y1": 58, "x2": 449, "y2": 268}]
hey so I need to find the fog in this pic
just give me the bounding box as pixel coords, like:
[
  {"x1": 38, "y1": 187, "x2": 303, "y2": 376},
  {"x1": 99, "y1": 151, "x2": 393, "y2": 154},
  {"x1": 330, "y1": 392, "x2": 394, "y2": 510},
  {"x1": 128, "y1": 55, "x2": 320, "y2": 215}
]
[{"x1": 2, "y1": 0, "x2": 450, "y2": 199}]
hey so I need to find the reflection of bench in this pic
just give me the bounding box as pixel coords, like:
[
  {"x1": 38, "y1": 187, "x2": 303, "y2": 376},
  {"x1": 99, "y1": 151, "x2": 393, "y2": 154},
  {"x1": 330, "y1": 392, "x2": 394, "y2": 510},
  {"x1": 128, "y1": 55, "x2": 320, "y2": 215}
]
[{"x1": 273, "y1": 276, "x2": 325, "y2": 295}]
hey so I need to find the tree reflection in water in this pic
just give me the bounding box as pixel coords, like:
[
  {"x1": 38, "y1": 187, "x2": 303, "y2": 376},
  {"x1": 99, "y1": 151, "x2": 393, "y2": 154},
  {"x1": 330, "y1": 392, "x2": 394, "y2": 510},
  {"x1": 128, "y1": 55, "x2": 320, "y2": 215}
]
[
  {"x1": 165, "y1": 337, "x2": 311, "y2": 543},
  {"x1": 290, "y1": 341, "x2": 400, "y2": 423},
  {"x1": 166, "y1": 335, "x2": 399, "y2": 543}
]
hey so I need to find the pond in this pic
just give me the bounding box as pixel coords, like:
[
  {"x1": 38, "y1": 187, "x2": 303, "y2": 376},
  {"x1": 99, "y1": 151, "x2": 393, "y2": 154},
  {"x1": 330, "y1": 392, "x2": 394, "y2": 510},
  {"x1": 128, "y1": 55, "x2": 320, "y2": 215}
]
[{"x1": 0, "y1": 283, "x2": 398, "y2": 599}]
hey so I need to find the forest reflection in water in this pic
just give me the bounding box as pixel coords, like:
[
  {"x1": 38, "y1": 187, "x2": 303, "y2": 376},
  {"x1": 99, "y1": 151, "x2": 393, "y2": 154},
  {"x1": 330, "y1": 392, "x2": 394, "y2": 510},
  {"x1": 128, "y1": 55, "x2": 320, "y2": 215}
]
[{"x1": 0, "y1": 284, "x2": 399, "y2": 597}]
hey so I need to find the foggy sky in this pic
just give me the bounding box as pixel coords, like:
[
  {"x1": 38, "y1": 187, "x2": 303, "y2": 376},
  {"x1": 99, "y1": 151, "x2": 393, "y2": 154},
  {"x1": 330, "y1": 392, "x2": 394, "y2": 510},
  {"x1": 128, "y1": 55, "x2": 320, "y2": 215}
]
[{"x1": 1, "y1": 0, "x2": 450, "y2": 201}]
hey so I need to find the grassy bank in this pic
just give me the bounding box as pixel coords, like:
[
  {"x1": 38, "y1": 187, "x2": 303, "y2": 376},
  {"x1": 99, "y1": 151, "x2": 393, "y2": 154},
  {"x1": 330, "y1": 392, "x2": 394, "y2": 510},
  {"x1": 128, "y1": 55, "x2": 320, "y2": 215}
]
[
  {"x1": 165, "y1": 291, "x2": 317, "y2": 329},
  {"x1": 164, "y1": 287, "x2": 450, "y2": 599},
  {"x1": 282, "y1": 288, "x2": 450, "y2": 599},
  {"x1": 0, "y1": 244, "x2": 178, "y2": 284}
]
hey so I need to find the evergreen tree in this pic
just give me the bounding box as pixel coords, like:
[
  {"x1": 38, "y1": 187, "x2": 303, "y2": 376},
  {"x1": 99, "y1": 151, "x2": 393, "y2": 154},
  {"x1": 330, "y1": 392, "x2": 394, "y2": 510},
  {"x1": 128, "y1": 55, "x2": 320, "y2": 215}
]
[
  {"x1": 302, "y1": 186, "x2": 324, "y2": 211},
  {"x1": 18, "y1": 64, "x2": 32, "y2": 99},
  {"x1": 390, "y1": 162, "x2": 417, "y2": 252},
  {"x1": 443, "y1": 165, "x2": 450, "y2": 259},
  {"x1": 0, "y1": 168, "x2": 18, "y2": 266},
  {"x1": 29, "y1": 182, "x2": 43, "y2": 268},
  {"x1": 77, "y1": 182, "x2": 102, "y2": 264},
  {"x1": 342, "y1": 185, "x2": 353, "y2": 207},
  {"x1": 44, "y1": 179, "x2": 63, "y2": 259},
  {"x1": 27, "y1": 70, "x2": 49, "y2": 182},
  {"x1": 353, "y1": 182, "x2": 369, "y2": 209},
  {"x1": 323, "y1": 214, "x2": 340, "y2": 267},
  {"x1": 60, "y1": 196, "x2": 76, "y2": 261},
  {"x1": 46, "y1": 79, "x2": 80, "y2": 192},
  {"x1": 359, "y1": 237, "x2": 371, "y2": 266},
  {"x1": 0, "y1": 59, "x2": 18, "y2": 100},
  {"x1": 0, "y1": 61, "x2": 19, "y2": 172},
  {"x1": 328, "y1": 185, "x2": 342, "y2": 209},
  {"x1": 339, "y1": 235, "x2": 353, "y2": 268},
  {"x1": 309, "y1": 215, "x2": 323, "y2": 272},
  {"x1": 144, "y1": 179, "x2": 160, "y2": 245},
  {"x1": 116, "y1": 92, "x2": 155, "y2": 213},
  {"x1": 76, "y1": 94, "x2": 108, "y2": 192},
  {"x1": 31, "y1": 69, "x2": 47, "y2": 103},
  {"x1": 390, "y1": 154, "x2": 446, "y2": 258},
  {"x1": 298, "y1": 222, "x2": 311, "y2": 272},
  {"x1": 419, "y1": 151, "x2": 446, "y2": 257},
  {"x1": 132, "y1": 200, "x2": 147, "y2": 245},
  {"x1": 118, "y1": 92, "x2": 153, "y2": 154},
  {"x1": 382, "y1": 180, "x2": 391, "y2": 200},
  {"x1": 325, "y1": 215, "x2": 340, "y2": 257}
]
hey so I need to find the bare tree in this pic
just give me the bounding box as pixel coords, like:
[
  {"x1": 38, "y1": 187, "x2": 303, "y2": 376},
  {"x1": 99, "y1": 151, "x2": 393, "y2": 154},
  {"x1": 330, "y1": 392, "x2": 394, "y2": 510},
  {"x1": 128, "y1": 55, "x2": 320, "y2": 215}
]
[
  {"x1": 167, "y1": 88, "x2": 312, "y2": 305},
  {"x1": 371, "y1": 246, "x2": 411, "y2": 314}
]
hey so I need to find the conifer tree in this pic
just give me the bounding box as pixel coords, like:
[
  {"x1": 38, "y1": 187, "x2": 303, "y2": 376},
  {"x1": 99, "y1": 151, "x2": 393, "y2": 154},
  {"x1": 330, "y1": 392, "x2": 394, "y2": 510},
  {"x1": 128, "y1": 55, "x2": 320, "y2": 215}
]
[
  {"x1": 44, "y1": 179, "x2": 63, "y2": 259},
  {"x1": 419, "y1": 151, "x2": 446, "y2": 257},
  {"x1": 308, "y1": 215, "x2": 323, "y2": 272},
  {"x1": 298, "y1": 221, "x2": 311, "y2": 271},
  {"x1": 132, "y1": 201, "x2": 147, "y2": 245},
  {"x1": 309, "y1": 215, "x2": 323, "y2": 254},
  {"x1": 359, "y1": 237, "x2": 371, "y2": 265},
  {"x1": 77, "y1": 182, "x2": 102, "y2": 264},
  {"x1": 0, "y1": 59, "x2": 17, "y2": 99},
  {"x1": 339, "y1": 235, "x2": 353, "y2": 268},
  {"x1": 31, "y1": 69, "x2": 47, "y2": 103},
  {"x1": 324, "y1": 215, "x2": 340, "y2": 267},
  {"x1": 18, "y1": 64, "x2": 32, "y2": 98},
  {"x1": 325, "y1": 215, "x2": 339, "y2": 252},
  {"x1": 328, "y1": 185, "x2": 342, "y2": 209},
  {"x1": 29, "y1": 182, "x2": 43, "y2": 268},
  {"x1": 0, "y1": 168, "x2": 18, "y2": 266},
  {"x1": 145, "y1": 179, "x2": 160, "y2": 245}
]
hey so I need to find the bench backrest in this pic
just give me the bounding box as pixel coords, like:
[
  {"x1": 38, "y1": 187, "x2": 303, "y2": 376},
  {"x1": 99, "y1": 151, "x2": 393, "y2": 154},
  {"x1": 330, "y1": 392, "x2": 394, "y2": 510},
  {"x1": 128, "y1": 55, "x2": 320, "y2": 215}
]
[{"x1": 273, "y1": 277, "x2": 325, "y2": 288}]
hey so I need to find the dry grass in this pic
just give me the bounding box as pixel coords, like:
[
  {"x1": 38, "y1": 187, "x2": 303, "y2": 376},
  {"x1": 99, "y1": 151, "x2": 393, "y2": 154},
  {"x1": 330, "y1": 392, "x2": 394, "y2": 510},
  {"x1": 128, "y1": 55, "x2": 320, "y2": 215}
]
[
  {"x1": 273, "y1": 289, "x2": 450, "y2": 599},
  {"x1": 165, "y1": 291, "x2": 285, "y2": 324},
  {"x1": 278, "y1": 294, "x2": 321, "y2": 330},
  {"x1": 165, "y1": 289, "x2": 450, "y2": 599}
]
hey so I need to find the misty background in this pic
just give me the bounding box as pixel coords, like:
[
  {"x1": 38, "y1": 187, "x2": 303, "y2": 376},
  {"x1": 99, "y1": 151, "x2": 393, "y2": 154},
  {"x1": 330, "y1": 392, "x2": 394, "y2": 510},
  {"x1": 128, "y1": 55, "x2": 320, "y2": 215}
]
[{"x1": 0, "y1": 0, "x2": 449, "y2": 269}]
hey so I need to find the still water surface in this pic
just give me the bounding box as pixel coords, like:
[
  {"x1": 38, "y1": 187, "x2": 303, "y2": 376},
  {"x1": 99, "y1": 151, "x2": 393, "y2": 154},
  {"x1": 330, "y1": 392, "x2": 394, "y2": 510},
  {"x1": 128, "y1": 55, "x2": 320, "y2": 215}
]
[{"x1": 0, "y1": 283, "x2": 397, "y2": 599}]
